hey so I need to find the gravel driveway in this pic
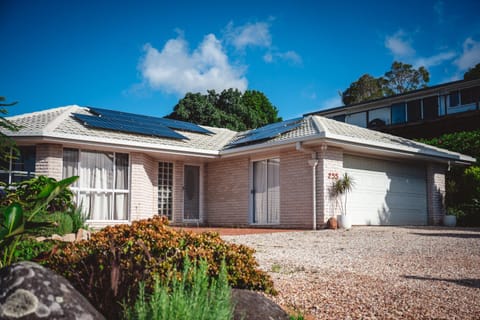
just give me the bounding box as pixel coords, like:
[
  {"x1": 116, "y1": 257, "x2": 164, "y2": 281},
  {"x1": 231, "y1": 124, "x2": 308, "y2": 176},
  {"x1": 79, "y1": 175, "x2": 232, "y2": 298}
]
[{"x1": 223, "y1": 227, "x2": 480, "y2": 319}]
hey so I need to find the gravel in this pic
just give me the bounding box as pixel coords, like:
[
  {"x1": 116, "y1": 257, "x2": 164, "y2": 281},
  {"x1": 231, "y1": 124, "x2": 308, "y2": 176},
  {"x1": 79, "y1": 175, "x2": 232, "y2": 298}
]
[{"x1": 223, "y1": 227, "x2": 480, "y2": 319}]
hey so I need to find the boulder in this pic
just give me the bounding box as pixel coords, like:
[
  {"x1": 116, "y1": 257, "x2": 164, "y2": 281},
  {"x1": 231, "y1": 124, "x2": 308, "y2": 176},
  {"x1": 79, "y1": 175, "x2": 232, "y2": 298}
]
[
  {"x1": 232, "y1": 289, "x2": 289, "y2": 320},
  {"x1": 76, "y1": 228, "x2": 91, "y2": 242},
  {"x1": 0, "y1": 261, "x2": 105, "y2": 319},
  {"x1": 61, "y1": 233, "x2": 76, "y2": 242}
]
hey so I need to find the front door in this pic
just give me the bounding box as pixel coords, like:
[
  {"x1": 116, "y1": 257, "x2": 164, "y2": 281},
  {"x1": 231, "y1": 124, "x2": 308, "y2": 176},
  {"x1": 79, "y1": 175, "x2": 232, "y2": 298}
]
[
  {"x1": 184, "y1": 165, "x2": 200, "y2": 220},
  {"x1": 252, "y1": 158, "x2": 280, "y2": 224}
]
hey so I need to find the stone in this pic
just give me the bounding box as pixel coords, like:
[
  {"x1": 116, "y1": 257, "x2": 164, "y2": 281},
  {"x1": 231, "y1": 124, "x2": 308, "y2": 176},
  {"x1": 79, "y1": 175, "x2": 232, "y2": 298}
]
[
  {"x1": 232, "y1": 289, "x2": 289, "y2": 320},
  {"x1": 61, "y1": 233, "x2": 76, "y2": 242},
  {"x1": 35, "y1": 236, "x2": 47, "y2": 242},
  {"x1": 50, "y1": 234, "x2": 63, "y2": 241},
  {"x1": 0, "y1": 261, "x2": 105, "y2": 319},
  {"x1": 76, "y1": 228, "x2": 91, "y2": 242},
  {"x1": 327, "y1": 217, "x2": 338, "y2": 230}
]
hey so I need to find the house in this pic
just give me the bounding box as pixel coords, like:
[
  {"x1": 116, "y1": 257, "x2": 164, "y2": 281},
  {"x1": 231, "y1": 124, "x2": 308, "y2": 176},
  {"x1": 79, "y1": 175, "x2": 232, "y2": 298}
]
[
  {"x1": 1, "y1": 105, "x2": 475, "y2": 229},
  {"x1": 308, "y1": 78, "x2": 480, "y2": 139}
]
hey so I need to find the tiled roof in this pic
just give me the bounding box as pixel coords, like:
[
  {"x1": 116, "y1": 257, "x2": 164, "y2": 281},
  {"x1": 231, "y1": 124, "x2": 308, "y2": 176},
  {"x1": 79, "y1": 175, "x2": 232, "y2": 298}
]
[
  {"x1": 3, "y1": 105, "x2": 475, "y2": 163},
  {"x1": 5, "y1": 106, "x2": 237, "y2": 153}
]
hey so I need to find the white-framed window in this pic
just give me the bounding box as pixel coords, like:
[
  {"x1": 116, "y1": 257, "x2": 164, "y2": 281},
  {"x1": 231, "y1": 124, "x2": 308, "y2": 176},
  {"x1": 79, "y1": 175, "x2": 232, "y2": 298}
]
[
  {"x1": 0, "y1": 146, "x2": 36, "y2": 185},
  {"x1": 251, "y1": 158, "x2": 280, "y2": 224},
  {"x1": 158, "y1": 161, "x2": 173, "y2": 220},
  {"x1": 63, "y1": 148, "x2": 129, "y2": 221}
]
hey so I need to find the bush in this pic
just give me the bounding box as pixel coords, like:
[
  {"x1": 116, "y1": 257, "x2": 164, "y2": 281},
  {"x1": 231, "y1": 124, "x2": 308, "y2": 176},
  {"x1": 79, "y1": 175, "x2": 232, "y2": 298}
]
[
  {"x1": 123, "y1": 258, "x2": 233, "y2": 320},
  {"x1": 31, "y1": 212, "x2": 74, "y2": 236},
  {"x1": 69, "y1": 205, "x2": 89, "y2": 233},
  {"x1": 0, "y1": 175, "x2": 76, "y2": 214},
  {"x1": 12, "y1": 238, "x2": 56, "y2": 263},
  {"x1": 45, "y1": 216, "x2": 274, "y2": 319}
]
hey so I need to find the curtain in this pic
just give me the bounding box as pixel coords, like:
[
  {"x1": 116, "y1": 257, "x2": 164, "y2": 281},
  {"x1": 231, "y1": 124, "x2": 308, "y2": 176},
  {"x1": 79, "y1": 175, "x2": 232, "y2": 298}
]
[
  {"x1": 62, "y1": 149, "x2": 79, "y2": 186},
  {"x1": 79, "y1": 151, "x2": 113, "y2": 220},
  {"x1": 253, "y1": 160, "x2": 267, "y2": 224},
  {"x1": 267, "y1": 159, "x2": 280, "y2": 224}
]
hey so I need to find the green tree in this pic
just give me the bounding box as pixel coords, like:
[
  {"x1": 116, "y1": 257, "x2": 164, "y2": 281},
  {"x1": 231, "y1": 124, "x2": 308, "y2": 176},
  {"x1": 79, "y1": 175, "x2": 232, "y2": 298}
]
[
  {"x1": 383, "y1": 61, "x2": 430, "y2": 95},
  {"x1": 341, "y1": 74, "x2": 385, "y2": 105},
  {"x1": 0, "y1": 97, "x2": 19, "y2": 168},
  {"x1": 464, "y1": 63, "x2": 480, "y2": 80},
  {"x1": 167, "y1": 89, "x2": 281, "y2": 131},
  {"x1": 341, "y1": 61, "x2": 430, "y2": 105}
]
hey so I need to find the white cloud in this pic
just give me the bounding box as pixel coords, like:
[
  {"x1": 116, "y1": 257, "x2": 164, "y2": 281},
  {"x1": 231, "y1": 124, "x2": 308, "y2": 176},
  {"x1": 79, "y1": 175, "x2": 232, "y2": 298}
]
[
  {"x1": 263, "y1": 50, "x2": 302, "y2": 65},
  {"x1": 385, "y1": 30, "x2": 415, "y2": 57},
  {"x1": 225, "y1": 21, "x2": 272, "y2": 50},
  {"x1": 139, "y1": 33, "x2": 247, "y2": 95},
  {"x1": 454, "y1": 37, "x2": 480, "y2": 71},
  {"x1": 414, "y1": 51, "x2": 456, "y2": 68}
]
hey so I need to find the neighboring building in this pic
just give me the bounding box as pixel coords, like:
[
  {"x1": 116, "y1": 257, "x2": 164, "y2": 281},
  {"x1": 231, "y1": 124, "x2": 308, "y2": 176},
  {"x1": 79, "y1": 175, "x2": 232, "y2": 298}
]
[
  {"x1": 1, "y1": 105, "x2": 475, "y2": 228},
  {"x1": 309, "y1": 79, "x2": 480, "y2": 139}
]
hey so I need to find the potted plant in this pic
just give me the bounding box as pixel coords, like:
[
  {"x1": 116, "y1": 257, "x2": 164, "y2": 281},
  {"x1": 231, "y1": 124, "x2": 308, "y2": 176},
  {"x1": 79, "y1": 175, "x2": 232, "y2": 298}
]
[
  {"x1": 332, "y1": 172, "x2": 355, "y2": 229},
  {"x1": 443, "y1": 208, "x2": 459, "y2": 227}
]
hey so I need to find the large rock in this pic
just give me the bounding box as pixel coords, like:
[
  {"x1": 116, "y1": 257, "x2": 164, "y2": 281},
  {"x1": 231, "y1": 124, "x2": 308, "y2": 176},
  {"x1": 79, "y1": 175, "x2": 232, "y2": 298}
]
[
  {"x1": 0, "y1": 261, "x2": 105, "y2": 319},
  {"x1": 232, "y1": 289, "x2": 289, "y2": 320}
]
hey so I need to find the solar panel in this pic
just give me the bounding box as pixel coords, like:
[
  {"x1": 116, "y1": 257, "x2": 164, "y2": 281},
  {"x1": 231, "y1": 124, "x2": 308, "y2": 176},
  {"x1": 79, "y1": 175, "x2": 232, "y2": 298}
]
[
  {"x1": 73, "y1": 114, "x2": 188, "y2": 140},
  {"x1": 89, "y1": 107, "x2": 213, "y2": 134},
  {"x1": 228, "y1": 118, "x2": 303, "y2": 147}
]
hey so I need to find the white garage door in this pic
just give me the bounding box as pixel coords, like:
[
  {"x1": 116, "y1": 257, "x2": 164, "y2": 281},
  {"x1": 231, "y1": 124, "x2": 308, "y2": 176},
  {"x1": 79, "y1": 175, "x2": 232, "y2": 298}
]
[{"x1": 343, "y1": 155, "x2": 427, "y2": 225}]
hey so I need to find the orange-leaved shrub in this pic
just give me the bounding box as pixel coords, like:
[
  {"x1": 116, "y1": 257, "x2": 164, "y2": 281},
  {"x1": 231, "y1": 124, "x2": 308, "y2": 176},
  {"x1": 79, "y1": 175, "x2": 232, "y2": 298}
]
[{"x1": 44, "y1": 216, "x2": 274, "y2": 319}]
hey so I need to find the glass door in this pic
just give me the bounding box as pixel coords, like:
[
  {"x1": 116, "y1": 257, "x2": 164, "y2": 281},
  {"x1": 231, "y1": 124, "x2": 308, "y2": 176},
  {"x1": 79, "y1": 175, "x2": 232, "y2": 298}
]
[{"x1": 184, "y1": 165, "x2": 200, "y2": 220}]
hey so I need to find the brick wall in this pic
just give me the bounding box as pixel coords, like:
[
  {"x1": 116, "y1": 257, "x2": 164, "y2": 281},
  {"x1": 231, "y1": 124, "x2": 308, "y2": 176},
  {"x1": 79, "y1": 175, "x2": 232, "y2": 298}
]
[
  {"x1": 130, "y1": 152, "x2": 157, "y2": 221},
  {"x1": 427, "y1": 163, "x2": 446, "y2": 225},
  {"x1": 35, "y1": 144, "x2": 63, "y2": 180},
  {"x1": 317, "y1": 146, "x2": 344, "y2": 224},
  {"x1": 279, "y1": 150, "x2": 315, "y2": 229},
  {"x1": 205, "y1": 157, "x2": 250, "y2": 226}
]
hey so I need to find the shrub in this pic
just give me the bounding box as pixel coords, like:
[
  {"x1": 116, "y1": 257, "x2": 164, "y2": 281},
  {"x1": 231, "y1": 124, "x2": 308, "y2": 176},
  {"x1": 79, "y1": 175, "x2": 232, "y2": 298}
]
[
  {"x1": 0, "y1": 175, "x2": 76, "y2": 214},
  {"x1": 12, "y1": 238, "x2": 56, "y2": 263},
  {"x1": 122, "y1": 258, "x2": 233, "y2": 320},
  {"x1": 45, "y1": 216, "x2": 274, "y2": 319},
  {"x1": 69, "y1": 205, "x2": 89, "y2": 233},
  {"x1": 31, "y1": 212, "x2": 74, "y2": 236}
]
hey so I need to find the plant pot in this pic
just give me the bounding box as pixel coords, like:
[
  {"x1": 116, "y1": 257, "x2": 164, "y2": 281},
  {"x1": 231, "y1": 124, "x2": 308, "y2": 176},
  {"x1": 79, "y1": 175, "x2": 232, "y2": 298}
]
[
  {"x1": 443, "y1": 215, "x2": 457, "y2": 227},
  {"x1": 337, "y1": 215, "x2": 352, "y2": 230}
]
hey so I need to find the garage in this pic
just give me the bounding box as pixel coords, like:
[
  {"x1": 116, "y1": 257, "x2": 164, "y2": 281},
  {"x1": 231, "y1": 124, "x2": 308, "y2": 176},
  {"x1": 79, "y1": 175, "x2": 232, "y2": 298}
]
[{"x1": 343, "y1": 154, "x2": 427, "y2": 225}]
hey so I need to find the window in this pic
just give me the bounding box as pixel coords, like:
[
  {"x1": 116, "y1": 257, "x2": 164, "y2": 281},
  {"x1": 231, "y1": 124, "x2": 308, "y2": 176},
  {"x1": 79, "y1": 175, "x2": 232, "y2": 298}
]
[
  {"x1": 423, "y1": 96, "x2": 438, "y2": 120},
  {"x1": 449, "y1": 91, "x2": 460, "y2": 107},
  {"x1": 332, "y1": 114, "x2": 346, "y2": 122},
  {"x1": 63, "y1": 149, "x2": 129, "y2": 221},
  {"x1": 345, "y1": 112, "x2": 367, "y2": 127},
  {"x1": 252, "y1": 158, "x2": 280, "y2": 224},
  {"x1": 460, "y1": 87, "x2": 478, "y2": 105},
  {"x1": 0, "y1": 146, "x2": 36, "y2": 184},
  {"x1": 368, "y1": 107, "x2": 391, "y2": 127},
  {"x1": 391, "y1": 103, "x2": 406, "y2": 124},
  {"x1": 158, "y1": 162, "x2": 173, "y2": 220},
  {"x1": 407, "y1": 99, "x2": 422, "y2": 123}
]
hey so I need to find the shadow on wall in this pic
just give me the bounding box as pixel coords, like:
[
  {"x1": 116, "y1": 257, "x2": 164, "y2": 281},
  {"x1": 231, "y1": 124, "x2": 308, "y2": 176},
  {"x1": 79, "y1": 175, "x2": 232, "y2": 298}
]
[{"x1": 403, "y1": 275, "x2": 480, "y2": 289}]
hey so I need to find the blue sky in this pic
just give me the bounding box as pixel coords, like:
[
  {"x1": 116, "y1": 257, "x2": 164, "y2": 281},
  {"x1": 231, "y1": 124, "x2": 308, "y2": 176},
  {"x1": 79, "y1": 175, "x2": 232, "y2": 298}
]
[{"x1": 1, "y1": 0, "x2": 479, "y2": 120}]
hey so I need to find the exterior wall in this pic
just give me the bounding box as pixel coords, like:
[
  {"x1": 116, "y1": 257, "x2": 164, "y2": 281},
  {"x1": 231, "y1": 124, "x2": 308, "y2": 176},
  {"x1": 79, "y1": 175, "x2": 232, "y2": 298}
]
[
  {"x1": 35, "y1": 144, "x2": 63, "y2": 180},
  {"x1": 205, "y1": 157, "x2": 249, "y2": 226},
  {"x1": 318, "y1": 146, "x2": 344, "y2": 224},
  {"x1": 279, "y1": 150, "x2": 314, "y2": 229},
  {"x1": 130, "y1": 152, "x2": 157, "y2": 221},
  {"x1": 427, "y1": 163, "x2": 447, "y2": 225}
]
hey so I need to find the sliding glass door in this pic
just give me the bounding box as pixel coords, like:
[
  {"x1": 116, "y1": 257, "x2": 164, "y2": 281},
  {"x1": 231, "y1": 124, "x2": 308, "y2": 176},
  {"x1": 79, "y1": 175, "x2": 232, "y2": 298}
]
[{"x1": 252, "y1": 158, "x2": 280, "y2": 224}]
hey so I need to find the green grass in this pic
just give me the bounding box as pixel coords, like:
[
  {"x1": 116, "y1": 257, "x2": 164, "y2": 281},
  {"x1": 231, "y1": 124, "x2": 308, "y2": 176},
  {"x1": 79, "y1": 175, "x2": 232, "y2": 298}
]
[{"x1": 123, "y1": 258, "x2": 234, "y2": 320}]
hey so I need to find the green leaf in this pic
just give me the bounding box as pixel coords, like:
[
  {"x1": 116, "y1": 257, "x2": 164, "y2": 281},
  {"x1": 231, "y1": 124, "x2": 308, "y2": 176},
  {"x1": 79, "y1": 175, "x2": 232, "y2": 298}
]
[{"x1": 1, "y1": 203, "x2": 24, "y2": 239}]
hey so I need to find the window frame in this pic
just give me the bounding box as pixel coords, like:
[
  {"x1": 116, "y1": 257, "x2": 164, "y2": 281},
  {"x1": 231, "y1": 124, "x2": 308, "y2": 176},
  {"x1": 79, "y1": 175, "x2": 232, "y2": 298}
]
[
  {"x1": 158, "y1": 161, "x2": 174, "y2": 220},
  {"x1": 0, "y1": 146, "x2": 36, "y2": 185},
  {"x1": 62, "y1": 148, "x2": 130, "y2": 222}
]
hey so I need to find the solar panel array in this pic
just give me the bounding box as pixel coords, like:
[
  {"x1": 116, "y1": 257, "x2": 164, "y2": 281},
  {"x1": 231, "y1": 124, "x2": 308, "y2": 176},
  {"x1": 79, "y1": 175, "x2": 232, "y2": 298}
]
[
  {"x1": 73, "y1": 107, "x2": 213, "y2": 140},
  {"x1": 228, "y1": 118, "x2": 303, "y2": 147}
]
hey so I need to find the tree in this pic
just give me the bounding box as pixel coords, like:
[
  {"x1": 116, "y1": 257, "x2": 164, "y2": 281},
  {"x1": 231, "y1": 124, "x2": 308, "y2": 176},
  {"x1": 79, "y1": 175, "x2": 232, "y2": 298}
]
[
  {"x1": 0, "y1": 97, "x2": 19, "y2": 168},
  {"x1": 341, "y1": 61, "x2": 430, "y2": 105},
  {"x1": 341, "y1": 74, "x2": 385, "y2": 105},
  {"x1": 167, "y1": 89, "x2": 281, "y2": 131},
  {"x1": 383, "y1": 61, "x2": 429, "y2": 95},
  {"x1": 464, "y1": 63, "x2": 480, "y2": 80}
]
